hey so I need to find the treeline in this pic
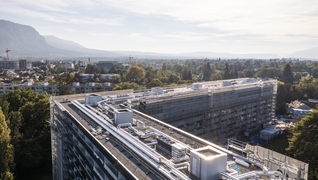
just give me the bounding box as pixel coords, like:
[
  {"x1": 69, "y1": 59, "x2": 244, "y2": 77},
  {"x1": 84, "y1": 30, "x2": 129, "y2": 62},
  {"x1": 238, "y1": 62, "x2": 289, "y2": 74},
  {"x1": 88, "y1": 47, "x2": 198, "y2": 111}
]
[
  {"x1": 80, "y1": 59, "x2": 318, "y2": 88},
  {"x1": 0, "y1": 89, "x2": 51, "y2": 179}
]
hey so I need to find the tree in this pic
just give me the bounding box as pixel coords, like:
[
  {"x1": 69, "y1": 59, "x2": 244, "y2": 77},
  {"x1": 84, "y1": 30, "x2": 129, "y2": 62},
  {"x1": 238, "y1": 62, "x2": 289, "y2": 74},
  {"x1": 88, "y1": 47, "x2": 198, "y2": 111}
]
[
  {"x1": 7, "y1": 111, "x2": 23, "y2": 141},
  {"x1": 294, "y1": 72, "x2": 302, "y2": 81},
  {"x1": 85, "y1": 64, "x2": 100, "y2": 74},
  {"x1": 0, "y1": 108, "x2": 14, "y2": 180},
  {"x1": 3, "y1": 70, "x2": 8, "y2": 78},
  {"x1": 162, "y1": 63, "x2": 167, "y2": 71},
  {"x1": 0, "y1": 96, "x2": 10, "y2": 118},
  {"x1": 299, "y1": 75, "x2": 315, "y2": 99},
  {"x1": 113, "y1": 82, "x2": 139, "y2": 90},
  {"x1": 242, "y1": 69, "x2": 254, "y2": 78},
  {"x1": 1, "y1": 90, "x2": 51, "y2": 179},
  {"x1": 125, "y1": 66, "x2": 146, "y2": 83},
  {"x1": 173, "y1": 64, "x2": 183, "y2": 74},
  {"x1": 19, "y1": 98, "x2": 50, "y2": 139},
  {"x1": 147, "y1": 79, "x2": 163, "y2": 88},
  {"x1": 56, "y1": 73, "x2": 74, "y2": 95},
  {"x1": 110, "y1": 76, "x2": 121, "y2": 83},
  {"x1": 5, "y1": 88, "x2": 38, "y2": 112},
  {"x1": 203, "y1": 63, "x2": 212, "y2": 81},
  {"x1": 168, "y1": 74, "x2": 180, "y2": 84},
  {"x1": 224, "y1": 63, "x2": 232, "y2": 79},
  {"x1": 254, "y1": 67, "x2": 280, "y2": 79},
  {"x1": 286, "y1": 109, "x2": 318, "y2": 179},
  {"x1": 233, "y1": 69, "x2": 238, "y2": 78},
  {"x1": 182, "y1": 68, "x2": 192, "y2": 80},
  {"x1": 283, "y1": 63, "x2": 294, "y2": 84},
  {"x1": 211, "y1": 70, "x2": 223, "y2": 80}
]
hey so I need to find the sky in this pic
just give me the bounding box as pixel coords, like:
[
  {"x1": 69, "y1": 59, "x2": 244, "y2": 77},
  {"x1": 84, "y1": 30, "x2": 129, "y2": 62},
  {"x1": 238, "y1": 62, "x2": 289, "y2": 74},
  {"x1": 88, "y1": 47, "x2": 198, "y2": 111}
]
[{"x1": 1, "y1": 0, "x2": 318, "y2": 56}]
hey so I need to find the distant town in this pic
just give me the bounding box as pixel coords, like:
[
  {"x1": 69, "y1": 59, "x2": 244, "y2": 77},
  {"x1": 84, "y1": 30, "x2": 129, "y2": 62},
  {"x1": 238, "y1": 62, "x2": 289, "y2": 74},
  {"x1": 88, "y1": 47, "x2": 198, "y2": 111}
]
[{"x1": 1, "y1": 54, "x2": 318, "y2": 179}]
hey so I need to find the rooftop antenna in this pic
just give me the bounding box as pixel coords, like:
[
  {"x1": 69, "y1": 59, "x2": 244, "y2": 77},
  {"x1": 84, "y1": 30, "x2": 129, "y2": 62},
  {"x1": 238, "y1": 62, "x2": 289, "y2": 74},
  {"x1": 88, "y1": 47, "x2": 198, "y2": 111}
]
[{"x1": 6, "y1": 48, "x2": 10, "y2": 61}]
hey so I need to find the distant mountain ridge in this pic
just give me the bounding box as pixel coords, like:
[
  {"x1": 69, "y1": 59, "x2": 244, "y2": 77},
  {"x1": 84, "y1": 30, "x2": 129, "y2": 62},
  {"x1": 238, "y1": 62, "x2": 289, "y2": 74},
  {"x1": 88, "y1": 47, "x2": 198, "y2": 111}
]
[
  {"x1": 290, "y1": 47, "x2": 318, "y2": 59},
  {"x1": 178, "y1": 52, "x2": 279, "y2": 59},
  {"x1": 44, "y1": 35, "x2": 86, "y2": 50},
  {"x1": 0, "y1": 19, "x2": 316, "y2": 59},
  {"x1": 0, "y1": 19, "x2": 59, "y2": 57}
]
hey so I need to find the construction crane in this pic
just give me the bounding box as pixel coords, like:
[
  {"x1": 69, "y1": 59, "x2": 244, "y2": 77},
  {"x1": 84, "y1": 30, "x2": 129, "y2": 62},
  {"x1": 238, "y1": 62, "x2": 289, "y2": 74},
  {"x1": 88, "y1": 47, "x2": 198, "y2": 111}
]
[{"x1": 6, "y1": 48, "x2": 10, "y2": 61}]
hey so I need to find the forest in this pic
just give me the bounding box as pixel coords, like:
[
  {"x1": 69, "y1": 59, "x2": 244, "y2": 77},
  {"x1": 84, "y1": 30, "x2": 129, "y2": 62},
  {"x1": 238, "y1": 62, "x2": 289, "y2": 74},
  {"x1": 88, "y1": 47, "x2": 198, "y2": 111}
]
[{"x1": 0, "y1": 89, "x2": 51, "y2": 179}]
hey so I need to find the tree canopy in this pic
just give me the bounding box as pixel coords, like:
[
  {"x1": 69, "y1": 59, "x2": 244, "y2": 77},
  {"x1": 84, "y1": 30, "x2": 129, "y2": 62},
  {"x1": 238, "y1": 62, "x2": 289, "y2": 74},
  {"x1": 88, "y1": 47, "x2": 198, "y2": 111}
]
[
  {"x1": 0, "y1": 108, "x2": 14, "y2": 180},
  {"x1": 287, "y1": 109, "x2": 318, "y2": 179},
  {"x1": 56, "y1": 73, "x2": 75, "y2": 95},
  {"x1": 283, "y1": 63, "x2": 294, "y2": 84},
  {"x1": 113, "y1": 82, "x2": 139, "y2": 90},
  {"x1": 125, "y1": 65, "x2": 146, "y2": 83},
  {"x1": 0, "y1": 89, "x2": 51, "y2": 179}
]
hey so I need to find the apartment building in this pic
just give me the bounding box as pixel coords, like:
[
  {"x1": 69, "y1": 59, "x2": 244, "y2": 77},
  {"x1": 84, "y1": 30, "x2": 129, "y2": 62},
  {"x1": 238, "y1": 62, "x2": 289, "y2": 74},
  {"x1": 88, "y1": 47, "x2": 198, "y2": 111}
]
[
  {"x1": 133, "y1": 78, "x2": 277, "y2": 144},
  {"x1": 50, "y1": 92, "x2": 308, "y2": 180},
  {"x1": 0, "y1": 82, "x2": 112, "y2": 94}
]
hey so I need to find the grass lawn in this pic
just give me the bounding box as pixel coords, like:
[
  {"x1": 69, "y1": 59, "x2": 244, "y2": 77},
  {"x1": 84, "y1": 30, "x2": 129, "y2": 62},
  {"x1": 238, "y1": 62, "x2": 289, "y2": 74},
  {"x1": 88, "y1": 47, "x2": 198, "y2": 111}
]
[{"x1": 263, "y1": 134, "x2": 289, "y2": 154}]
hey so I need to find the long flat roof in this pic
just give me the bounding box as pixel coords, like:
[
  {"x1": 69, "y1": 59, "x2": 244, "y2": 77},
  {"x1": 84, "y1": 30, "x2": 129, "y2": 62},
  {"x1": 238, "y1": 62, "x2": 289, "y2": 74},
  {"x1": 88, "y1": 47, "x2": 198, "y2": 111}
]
[{"x1": 53, "y1": 95, "x2": 267, "y2": 179}]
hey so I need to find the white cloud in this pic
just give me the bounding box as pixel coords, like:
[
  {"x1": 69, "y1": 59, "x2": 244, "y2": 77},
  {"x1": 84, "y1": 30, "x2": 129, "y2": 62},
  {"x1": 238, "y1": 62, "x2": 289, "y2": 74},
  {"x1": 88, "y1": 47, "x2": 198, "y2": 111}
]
[
  {"x1": 128, "y1": 33, "x2": 154, "y2": 42},
  {"x1": 100, "y1": 0, "x2": 318, "y2": 40},
  {"x1": 1, "y1": 0, "x2": 318, "y2": 54},
  {"x1": 161, "y1": 32, "x2": 212, "y2": 41},
  {"x1": 88, "y1": 32, "x2": 114, "y2": 37},
  {"x1": 2, "y1": 0, "x2": 123, "y2": 26}
]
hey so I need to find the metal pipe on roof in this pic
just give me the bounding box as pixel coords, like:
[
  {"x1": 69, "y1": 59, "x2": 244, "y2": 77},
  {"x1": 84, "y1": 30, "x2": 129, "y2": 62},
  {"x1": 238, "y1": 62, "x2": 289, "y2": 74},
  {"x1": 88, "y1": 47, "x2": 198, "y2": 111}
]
[
  {"x1": 173, "y1": 162, "x2": 189, "y2": 168},
  {"x1": 146, "y1": 141, "x2": 158, "y2": 146},
  {"x1": 140, "y1": 132, "x2": 158, "y2": 139},
  {"x1": 117, "y1": 123, "x2": 138, "y2": 133},
  {"x1": 235, "y1": 170, "x2": 285, "y2": 180},
  {"x1": 72, "y1": 101, "x2": 187, "y2": 179}
]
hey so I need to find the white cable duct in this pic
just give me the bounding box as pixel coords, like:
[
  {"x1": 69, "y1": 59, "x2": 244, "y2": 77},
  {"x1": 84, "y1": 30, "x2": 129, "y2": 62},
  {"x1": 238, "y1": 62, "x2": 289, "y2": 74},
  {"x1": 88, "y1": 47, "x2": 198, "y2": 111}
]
[
  {"x1": 116, "y1": 122, "x2": 190, "y2": 180},
  {"x1": 134, "y1": 119, "x2": 150, "y2": 130},
  {"x1": 86, "y1": 104, "x2": 113, "y2": 124},
  {"x1": 221, "y1": 170, "x2": 285, "y2": 180},
  {"x1": 173, "y1": 162, "x2": 189, "y2": 168},
  {"x1": 140, "y1": 132, "x2": 159, "y2": 139},
  {"x1": 120, "y1": 103, "x2": 275, "y2": 174},
  {"x1": 74, "y1": 101, "x2": 174, "y2": 179},
  {"x1": 236, "y1": 170, "x2": 285, "y2": 179},
  {"x1": 72, "y1": 100, "x2": 190, "y2": 180},
  {"x1": 117, "y1": 123, "x2": 138, "y2": 134},
  {"x1": 120, "y1": 103, "x2": 284, "y2": 179},
  {"x1": 146, "y1": 140, "x2": 158, "y2": 146}
]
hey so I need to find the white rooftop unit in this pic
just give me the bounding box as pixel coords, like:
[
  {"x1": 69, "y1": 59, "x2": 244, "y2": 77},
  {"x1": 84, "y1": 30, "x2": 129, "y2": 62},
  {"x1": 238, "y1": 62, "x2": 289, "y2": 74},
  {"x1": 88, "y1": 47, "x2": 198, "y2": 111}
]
[
  {"x1": 41, "y1": 82, "x2": 48, "y2": 86},
  {"x1": 85, "y1": 94, "x2": 102, "y2": 106},
  {"x1": 151, "y1": 87, "x2": 164, "y2": 95},
  {"x1": 114, "y1": 109, "x2": 133, "y2": 125},
  {"x1": 190, "y1": 146, "x2": 227, "y2": 180},
  {"x1": 245, "y1": 78, "x2": 256, "y2": 83},
  {"x1": 222, "y1": 80, "x2": 232, "y2": 86},
  {"x1": 23, "y1": 82, "x2": 32, "y2": 86},
  {"x1": 192, "y1": 83, "x2": 203, "y2": 90}
]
